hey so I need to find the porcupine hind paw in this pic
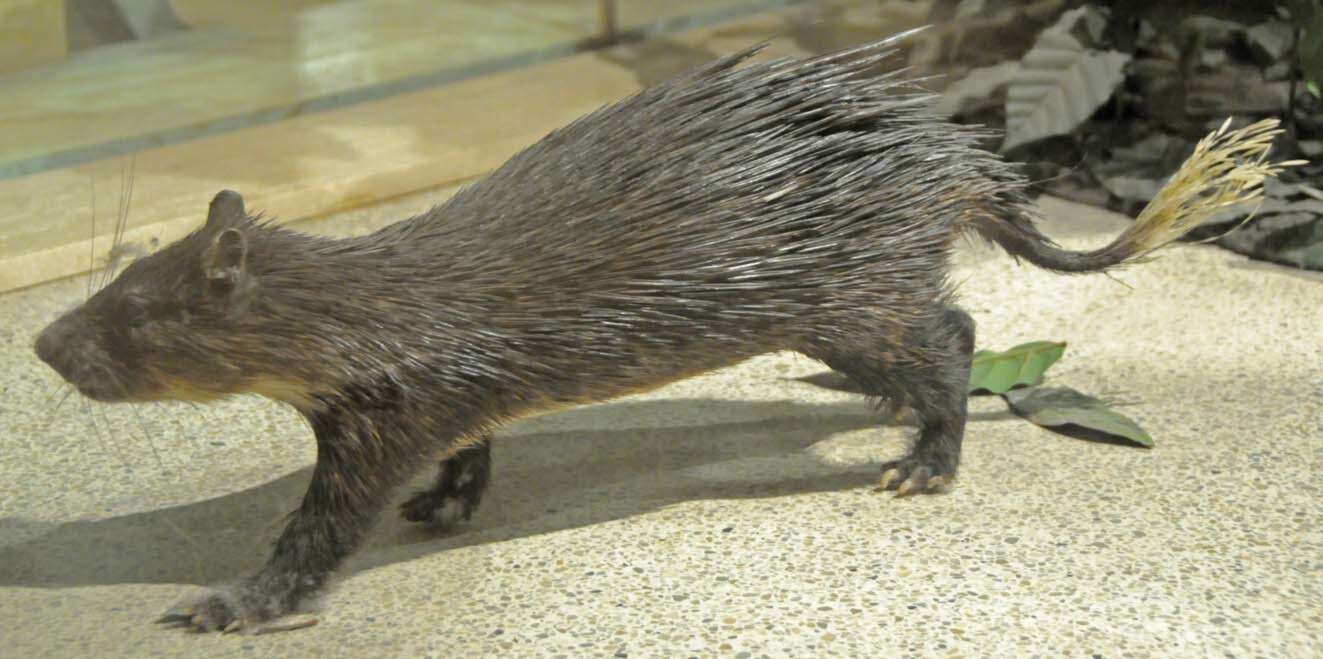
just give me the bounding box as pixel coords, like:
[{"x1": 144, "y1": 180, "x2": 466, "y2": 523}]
[
  {"x1": 399, "y1": 487, "x2": 481, "y2": 529},
  {"x1": 876, "y1": 455, "x2": 954, "y2": 496},
  {"x1": 400, "y1": 444, "x2": 490, "y2": 529}
]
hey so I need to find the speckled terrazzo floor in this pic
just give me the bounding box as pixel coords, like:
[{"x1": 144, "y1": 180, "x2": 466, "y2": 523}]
[{"x1": 1, "y1": 189, "x2": 1320, "y2": 658}]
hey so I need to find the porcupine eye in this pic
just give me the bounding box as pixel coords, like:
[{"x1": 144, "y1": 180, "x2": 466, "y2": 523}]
[{"x1": 121, "y1": 296, "x2": 149, "y2": 330}]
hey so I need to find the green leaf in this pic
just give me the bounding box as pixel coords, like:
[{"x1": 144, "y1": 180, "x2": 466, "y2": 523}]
[
  {"x1": 968, "y1": 341, "x2": 1066, "y2": 394},
  {"x1": 793, "y1": 340, "x2": 1066, "y2": 397},
  {"x1": 1002, "y1": 386, "x2": 1154, "y2": 447}
]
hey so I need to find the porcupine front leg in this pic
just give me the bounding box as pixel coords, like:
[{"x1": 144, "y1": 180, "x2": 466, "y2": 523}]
[{"x1": 160, "y1": 405, "x2": 441, "y2": 633}]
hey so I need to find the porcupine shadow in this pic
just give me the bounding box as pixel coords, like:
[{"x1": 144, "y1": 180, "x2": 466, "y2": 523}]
[{"x1": 0, "y1": 398, "x2": 1013, "y2": 588}]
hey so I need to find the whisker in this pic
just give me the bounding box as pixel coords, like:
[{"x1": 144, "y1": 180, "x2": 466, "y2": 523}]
[
  {"x1": 187, "y1": 400, "x2": 215, "y2": 428},
  {"x1": 34, "y1": 384, "x2": 74, "y2": 432},
  {"x1": 160, "y1": 514, "x2": 207, "y2": 580},
  {"x1": 41, "y1": 380, "x2": 67, "y2": 407},
  {"x1": 86, "y1": 175, "x2": 97, "y2": 300},
  {"x1": 51, "y1": 387, "x2": 75, "y2": 415},
  {"x1": 108, "y1": 155, "x2": 137, "y2": 288},
  {"x1": 119, "y1": 154, "x2": 137, "y2": 251},
  {"x1": 41, "y1": 382, "x2": 73, "y2": 417},
  {"x1": 170, "y1": 401, "x2": 209, "y2": 449},
  {"x1": 97, "y1": 157, "x2": 136, "y2": 291},
  {"x1": 81, "y1": 398, "x2": 130, "y2": 476},
  {"x1": 82, "y1": 399, "x2": 205, "y2": 571},
  {"x1": 130, "y1": 404, "x2": 169, "y2": 476},
  {"x1": 116, "y1": 158, "x2": 129, "y2": 244},
  {"x1": 99, "y1": 164, "x2": 115, "y2": 291},
  {"x1": 95, "y1": 404, "x2": 123, "y2": 458},
  {"x1": 86, "y1": 399, "x2": 141, "y2": 483}
]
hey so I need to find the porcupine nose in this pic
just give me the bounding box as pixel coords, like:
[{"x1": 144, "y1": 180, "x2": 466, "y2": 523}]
[{"x1": 34, "y1": 317, "x2": 74, "y2": 380}]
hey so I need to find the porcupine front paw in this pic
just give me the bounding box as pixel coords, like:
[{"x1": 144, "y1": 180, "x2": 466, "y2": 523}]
[
  {"x1": 157, "y1": 579, "x2": 317, "y2": 634},
  {"x1": 876, "y1": 454, "x2": 955, "y2": 496}
]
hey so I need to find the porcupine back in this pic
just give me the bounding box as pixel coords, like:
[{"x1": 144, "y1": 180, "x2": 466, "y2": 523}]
[{"x1": 356, "y1": 36, "x2": 1034, "y2": 408}]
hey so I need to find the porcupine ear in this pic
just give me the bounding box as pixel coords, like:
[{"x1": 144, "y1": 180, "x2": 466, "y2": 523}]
[
  {"x1": 202, "y1": 190, "x2": 251, "y2": 299},
  {"x1": 204, "y1": 228, "x2": 249, "y2": 298},
  {"x1": 206, "y1": 189, "x2": 246, "y2": 227}
]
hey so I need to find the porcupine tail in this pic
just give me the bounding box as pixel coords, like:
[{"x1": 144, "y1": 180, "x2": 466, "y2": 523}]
[{"x1": 973, "y1": 118, "x2": 1305, "y2": 273}]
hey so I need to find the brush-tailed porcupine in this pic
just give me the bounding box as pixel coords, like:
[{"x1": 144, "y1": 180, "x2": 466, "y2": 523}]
[{"x1": 34, "y1": 32, "x2": 1296, "y2": 633}]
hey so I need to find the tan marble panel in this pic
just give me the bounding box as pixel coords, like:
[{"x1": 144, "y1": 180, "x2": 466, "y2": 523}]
[
  {"x1": 0, "y1": 0, "x2": 590, "y2": 174},
  {"x1": 0, "y1": 0, "x2": 66, "y2": 74},
  {"x1": 0, "y1": 50, "x2": 641, "y2": 292}
]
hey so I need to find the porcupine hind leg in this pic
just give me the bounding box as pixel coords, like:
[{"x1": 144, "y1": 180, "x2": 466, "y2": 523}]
[
  {"x1": 813, "y1": 304, "x2": 974, "y2": 495},
  {"x1": 400, "y1": 437, "x2": 491, "y2": 529}
]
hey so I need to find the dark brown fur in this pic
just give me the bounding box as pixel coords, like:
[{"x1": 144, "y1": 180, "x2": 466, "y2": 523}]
[{"x1": 34, "y1": 36, "x2": 1184, "y2": 632}]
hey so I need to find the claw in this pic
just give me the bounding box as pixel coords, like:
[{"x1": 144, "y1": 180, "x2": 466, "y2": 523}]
[
  {"x1": 927, "y1": 475, "x2": 949, "y2": 491},
  {"x1": 878, "y1": 468, "x2": 902, "y2": 490},
  {"x1": 252, "y1": 617, "x2": 320, "y2": 635},
  {"x1": 896, "y1": 477, "x2": 918, "y2": 497},
  {"x1": 157, "y1": 602, "x2": 195, "y2": 623},
  {"x1": 156, "y1": 589, "x2": 318, "y2": 635}
]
